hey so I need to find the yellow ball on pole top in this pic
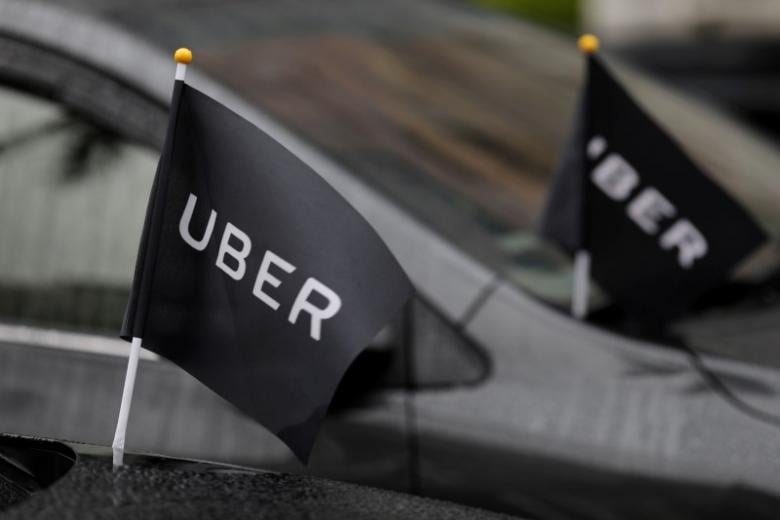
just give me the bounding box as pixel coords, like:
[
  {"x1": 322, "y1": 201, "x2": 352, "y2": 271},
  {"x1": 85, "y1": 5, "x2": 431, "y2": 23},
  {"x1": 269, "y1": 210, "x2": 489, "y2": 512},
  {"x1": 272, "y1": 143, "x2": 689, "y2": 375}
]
[
  {"x1": 174, "y1": 48, "x2": 193, "y2": 64},
  {"x1": 577, "y1": 34, "x2": 599, "y2": 55}
]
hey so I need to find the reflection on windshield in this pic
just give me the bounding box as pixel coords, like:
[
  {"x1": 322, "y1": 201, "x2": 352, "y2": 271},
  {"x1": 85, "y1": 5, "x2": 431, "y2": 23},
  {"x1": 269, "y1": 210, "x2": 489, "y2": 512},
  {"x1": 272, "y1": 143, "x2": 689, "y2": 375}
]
[
  {"x1": 198, "y1": 27, "x2": 780, "y2": 360},
  {"x1": 201, "y1": 32, "x2": 582, "y2": 306}
]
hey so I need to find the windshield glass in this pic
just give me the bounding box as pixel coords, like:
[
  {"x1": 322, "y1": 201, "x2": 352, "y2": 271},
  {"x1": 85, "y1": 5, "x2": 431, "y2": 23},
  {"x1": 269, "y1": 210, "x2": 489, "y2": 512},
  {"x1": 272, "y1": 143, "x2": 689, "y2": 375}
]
[{"x1": 199, "y1": 16, "x2": 780, "y2": 362}]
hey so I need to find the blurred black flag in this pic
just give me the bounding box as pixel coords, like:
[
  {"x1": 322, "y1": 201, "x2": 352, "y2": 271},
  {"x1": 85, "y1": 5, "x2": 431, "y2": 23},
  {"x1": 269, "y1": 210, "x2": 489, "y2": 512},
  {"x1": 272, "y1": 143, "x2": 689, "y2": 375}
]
[
  {"x1": 540, "y1": 55, "x2": 766, "y2": 322},
  {"x1": 121, "y1": 81, "x2": 412, "y2": 462}
]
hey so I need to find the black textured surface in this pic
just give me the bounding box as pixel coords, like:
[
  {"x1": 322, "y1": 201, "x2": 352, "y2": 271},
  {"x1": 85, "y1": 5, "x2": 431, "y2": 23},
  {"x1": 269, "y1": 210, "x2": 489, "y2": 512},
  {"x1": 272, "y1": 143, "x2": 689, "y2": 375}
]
[
  {"x1": 1, "y1": 451, "x2": 516, "y2": 520},
  {"x1": 0, "y1": 479, "x2": 25, "y2": 513}
]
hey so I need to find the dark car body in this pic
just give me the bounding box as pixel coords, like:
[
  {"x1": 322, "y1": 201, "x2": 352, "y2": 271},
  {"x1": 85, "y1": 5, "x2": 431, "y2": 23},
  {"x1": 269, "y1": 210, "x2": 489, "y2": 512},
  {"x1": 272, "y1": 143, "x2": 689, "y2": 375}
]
[
  {"x1": 0, "y1": 434, "x2": 517, "y2": 519},
  {"x1": 1, "y1": 1, "x2": 780, "y2": 519}
]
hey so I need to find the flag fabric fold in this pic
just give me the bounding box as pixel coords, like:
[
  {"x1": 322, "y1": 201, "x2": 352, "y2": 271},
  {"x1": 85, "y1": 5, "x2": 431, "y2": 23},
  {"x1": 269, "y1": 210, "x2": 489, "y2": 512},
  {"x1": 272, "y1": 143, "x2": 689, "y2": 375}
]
[
  {"x1": 122, "y1": 80, "x2": 413, "y2": 462},
  {"x1": 539, "y1": 55, "x2": 767, "y2": 323}
]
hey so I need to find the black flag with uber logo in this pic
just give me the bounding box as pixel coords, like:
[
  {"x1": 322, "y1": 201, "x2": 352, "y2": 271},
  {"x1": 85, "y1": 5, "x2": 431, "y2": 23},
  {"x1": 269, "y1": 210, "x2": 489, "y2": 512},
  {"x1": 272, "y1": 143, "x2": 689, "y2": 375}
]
[
  {"x1": 540, "y1": 54, "x2": 767, "y2": 323},
  {"x1": 121, "y1": 80, "x2": 412, "y2": 462}
]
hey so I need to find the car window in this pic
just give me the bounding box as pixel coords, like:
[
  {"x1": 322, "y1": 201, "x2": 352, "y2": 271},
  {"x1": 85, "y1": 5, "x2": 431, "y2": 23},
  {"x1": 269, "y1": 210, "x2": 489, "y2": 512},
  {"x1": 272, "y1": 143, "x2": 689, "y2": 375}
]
[
  {"x1": 209, "y1": 25, "x2": 780, "y2": 367},
  {"x1": 0, "y1": 84, "x2": 158, "y2": 334}
]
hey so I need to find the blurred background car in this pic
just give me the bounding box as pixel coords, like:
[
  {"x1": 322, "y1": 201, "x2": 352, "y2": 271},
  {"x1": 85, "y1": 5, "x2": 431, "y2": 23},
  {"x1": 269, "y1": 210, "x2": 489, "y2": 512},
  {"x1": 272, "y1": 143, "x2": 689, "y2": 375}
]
[{"x1": 1, "y1": 0, "x2": 780, "y2": 518}]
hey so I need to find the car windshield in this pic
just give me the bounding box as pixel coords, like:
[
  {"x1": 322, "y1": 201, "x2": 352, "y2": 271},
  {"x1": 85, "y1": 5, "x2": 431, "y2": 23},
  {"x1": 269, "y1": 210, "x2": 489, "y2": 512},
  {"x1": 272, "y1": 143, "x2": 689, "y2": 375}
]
[{"x1": 196, "y1": 15, "x2": 780, "y2": 363}]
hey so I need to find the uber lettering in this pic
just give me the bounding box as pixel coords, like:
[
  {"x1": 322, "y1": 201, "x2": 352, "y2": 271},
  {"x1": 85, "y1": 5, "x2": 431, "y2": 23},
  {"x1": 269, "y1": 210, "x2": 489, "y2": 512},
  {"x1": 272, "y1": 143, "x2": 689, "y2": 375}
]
[
  {"x1": 178, "y1": 193, "x2": 342, "y2": 341},
  {"x1": 587, "y1": 136, "x2": 708, "y2": 269}
]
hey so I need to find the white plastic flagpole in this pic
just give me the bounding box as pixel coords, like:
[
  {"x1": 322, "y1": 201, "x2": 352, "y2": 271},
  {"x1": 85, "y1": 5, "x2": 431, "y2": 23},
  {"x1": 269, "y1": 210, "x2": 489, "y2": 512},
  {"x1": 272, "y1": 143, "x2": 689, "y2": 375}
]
[
  {"x1": 112, "y1": 48, "x2": 192, "y2": 467},
  {"x1": 571, "y1": 250, "x2": 590, "y2": 319},
  {"x1": 112, "y1": 336, "x2": 142, "y2": 466},
  {"x1": 570, "y1": 34, "x2": 599, "y2": 321}
]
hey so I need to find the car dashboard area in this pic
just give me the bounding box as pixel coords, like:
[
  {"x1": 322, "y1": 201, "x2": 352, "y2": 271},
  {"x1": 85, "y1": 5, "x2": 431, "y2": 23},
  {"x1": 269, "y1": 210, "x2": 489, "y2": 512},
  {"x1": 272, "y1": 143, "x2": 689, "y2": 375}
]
[{"x1": 0, "y1": 434, "x2": 513, "y2": 520}]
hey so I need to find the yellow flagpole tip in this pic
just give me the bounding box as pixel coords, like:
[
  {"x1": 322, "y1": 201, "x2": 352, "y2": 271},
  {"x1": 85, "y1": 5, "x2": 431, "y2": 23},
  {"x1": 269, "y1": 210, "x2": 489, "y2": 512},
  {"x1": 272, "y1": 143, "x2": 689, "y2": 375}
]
[
  {"x1": 174, "y1": 48, "x2": 193, "y2": 64},
  {"x1": 577, "y1": 34, "x2": 599, "y2": 55}
]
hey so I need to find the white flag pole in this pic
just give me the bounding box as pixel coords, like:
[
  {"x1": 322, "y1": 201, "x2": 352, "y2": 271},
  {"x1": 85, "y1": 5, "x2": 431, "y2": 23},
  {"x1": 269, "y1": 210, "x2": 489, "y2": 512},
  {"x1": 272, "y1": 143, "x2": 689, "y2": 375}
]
[
  {"x1": 570, "y1": 34, "x2": 599, "y2": 321},
  {"x1": 112, "y1": 48, "x2": 192, "y2": 467},
  {"x1": 571, "y1": 249, "x2": 590, "y2": 319},
  {"x1": 112, "y1": 336, "x2": 143, "y2": 466}
]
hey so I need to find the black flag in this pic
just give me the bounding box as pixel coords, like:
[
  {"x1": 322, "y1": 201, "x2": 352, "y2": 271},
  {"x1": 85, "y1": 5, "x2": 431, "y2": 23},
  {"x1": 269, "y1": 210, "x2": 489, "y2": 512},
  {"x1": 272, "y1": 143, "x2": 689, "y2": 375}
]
[
  {"x1": 539, "y1": 55, "x2": 766, "y2": 322},
  {"x1": 121, "y1": 81, "x2": 413, "y2": 462}
]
